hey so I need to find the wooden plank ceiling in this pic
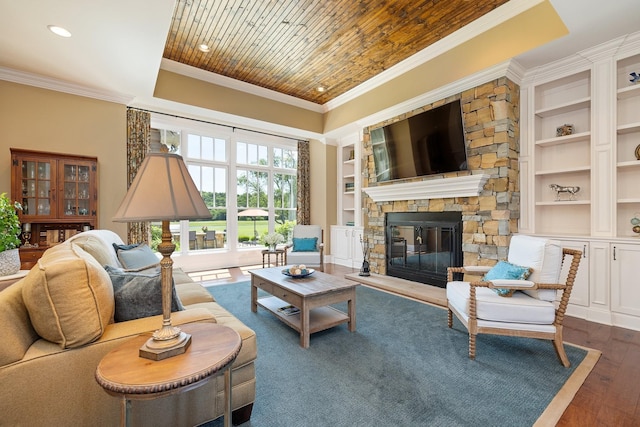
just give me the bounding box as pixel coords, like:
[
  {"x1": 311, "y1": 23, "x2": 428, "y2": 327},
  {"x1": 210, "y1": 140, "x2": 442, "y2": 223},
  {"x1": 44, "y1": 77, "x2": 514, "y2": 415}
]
[{"x1": 163, "y1": 0, "x2": 509, "y2": 105}]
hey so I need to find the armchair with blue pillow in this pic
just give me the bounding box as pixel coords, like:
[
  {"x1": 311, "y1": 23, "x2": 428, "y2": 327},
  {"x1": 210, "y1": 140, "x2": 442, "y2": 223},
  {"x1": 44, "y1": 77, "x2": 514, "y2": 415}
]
[{"x1": 286, "y1": 225, "x2": 324, "y2": 271}]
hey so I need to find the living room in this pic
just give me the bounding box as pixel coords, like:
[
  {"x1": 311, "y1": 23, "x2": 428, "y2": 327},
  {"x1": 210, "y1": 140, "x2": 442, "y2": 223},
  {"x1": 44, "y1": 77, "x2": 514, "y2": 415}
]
[{"x1": 1, "y1": 0, "x2": 640, "y2": 425}]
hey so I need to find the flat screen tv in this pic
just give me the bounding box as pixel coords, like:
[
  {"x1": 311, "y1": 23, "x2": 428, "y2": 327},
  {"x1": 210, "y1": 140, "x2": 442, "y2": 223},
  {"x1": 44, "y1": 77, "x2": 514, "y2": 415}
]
[{"x1": 370, "y1": 99, "x2": 468, "y2": 182}]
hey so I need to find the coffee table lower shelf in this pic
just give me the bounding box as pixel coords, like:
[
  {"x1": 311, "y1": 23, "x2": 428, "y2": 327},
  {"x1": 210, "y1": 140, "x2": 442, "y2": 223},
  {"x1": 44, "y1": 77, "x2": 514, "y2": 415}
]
[{"x1": 257, "y1": 296, "x2": 349, "y2": 334}]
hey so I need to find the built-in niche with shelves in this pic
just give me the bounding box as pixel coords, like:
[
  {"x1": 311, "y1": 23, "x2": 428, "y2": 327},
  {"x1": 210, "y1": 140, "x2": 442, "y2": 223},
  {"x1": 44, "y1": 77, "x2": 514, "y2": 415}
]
[
  {"x1": 532, "y1": 70, "x2": 592, "y2": 235},
  {"x1": 616, "y1": 53, "x2": 640, "y2": 237},
  {"x1": 338, "y1": 141, "x2": 359, "y2": 226}
]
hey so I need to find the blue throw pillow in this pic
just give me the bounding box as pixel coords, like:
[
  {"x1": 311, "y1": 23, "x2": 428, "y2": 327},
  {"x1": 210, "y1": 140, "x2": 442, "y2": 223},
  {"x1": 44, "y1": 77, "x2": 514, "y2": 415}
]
[
  {"x1": 114, "y1": 243, "x2": 160, "y2": 271},
  {"x1": 105, "y1": 266, "x2": 184, "y2": 322},
  {"x1": 482, "y1": 260, "x2": 532, "y2": 297},
  {"x1": 292, "y1": 237, "x2": 318, "y2": 252}
]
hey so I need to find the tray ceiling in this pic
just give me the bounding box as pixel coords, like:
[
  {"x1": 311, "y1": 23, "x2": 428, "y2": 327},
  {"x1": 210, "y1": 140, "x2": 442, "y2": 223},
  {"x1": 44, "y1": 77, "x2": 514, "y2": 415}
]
[{"x1": 163, "y1": 0, "x2": 509, "y2": 105}]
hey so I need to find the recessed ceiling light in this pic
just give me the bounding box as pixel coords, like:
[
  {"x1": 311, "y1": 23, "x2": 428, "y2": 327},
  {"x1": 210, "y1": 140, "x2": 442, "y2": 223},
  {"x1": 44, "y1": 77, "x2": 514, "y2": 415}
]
[
  {"x1": 198, "y1": 44, "x2": 210, "y2": 53},
  {"x1": 47, "y1": 25, "x2": 71, "y2": 38},
  {"x1": 316, "y1": 85, "x2": 326, "y2": 93}
]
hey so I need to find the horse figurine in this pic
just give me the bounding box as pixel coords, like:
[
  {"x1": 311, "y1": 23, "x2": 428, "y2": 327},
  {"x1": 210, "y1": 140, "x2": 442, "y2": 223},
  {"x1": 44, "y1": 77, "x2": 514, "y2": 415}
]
[{"x1": 549, "y1": 183, "x2": 580, "y2": 201}]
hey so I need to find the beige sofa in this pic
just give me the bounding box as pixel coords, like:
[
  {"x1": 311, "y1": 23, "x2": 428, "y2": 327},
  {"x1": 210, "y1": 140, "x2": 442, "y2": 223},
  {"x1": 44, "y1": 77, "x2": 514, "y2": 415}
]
[{"x1": 0, "y1": 230, "x2": 256, "y2": 427}]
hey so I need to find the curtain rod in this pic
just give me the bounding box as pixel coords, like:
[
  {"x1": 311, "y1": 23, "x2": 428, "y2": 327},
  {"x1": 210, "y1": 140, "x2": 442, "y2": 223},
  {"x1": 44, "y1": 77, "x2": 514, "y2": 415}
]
[{"x1": 127, "y1": 107, "x2": 309, "y2": 143}]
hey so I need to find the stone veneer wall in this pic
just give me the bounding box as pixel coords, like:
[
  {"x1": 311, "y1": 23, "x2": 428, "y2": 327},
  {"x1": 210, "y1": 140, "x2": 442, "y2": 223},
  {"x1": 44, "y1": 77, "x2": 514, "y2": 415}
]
[{"x1": 362, "y1": 77, "x2": 520, "y2": 275}]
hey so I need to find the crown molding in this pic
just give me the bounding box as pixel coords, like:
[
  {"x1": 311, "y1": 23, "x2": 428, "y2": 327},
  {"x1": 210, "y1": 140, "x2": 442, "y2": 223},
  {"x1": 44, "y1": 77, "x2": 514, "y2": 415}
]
[
  {"x1": 0, "y1": 66, "x2": 134, "y2": 105},
  {"x1": 521, "y1": 30, "x2": 640, "y2": 86}
]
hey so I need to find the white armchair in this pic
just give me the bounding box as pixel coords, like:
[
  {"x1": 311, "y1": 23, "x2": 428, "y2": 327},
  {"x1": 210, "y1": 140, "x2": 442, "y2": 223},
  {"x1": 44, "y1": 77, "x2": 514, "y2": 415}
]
[
  {"x1": 446, "y1": 235, "x2": 582, "y2": 367},
  {"x1": 286, "y1": 225, "x2": 324, "y2": 272}
]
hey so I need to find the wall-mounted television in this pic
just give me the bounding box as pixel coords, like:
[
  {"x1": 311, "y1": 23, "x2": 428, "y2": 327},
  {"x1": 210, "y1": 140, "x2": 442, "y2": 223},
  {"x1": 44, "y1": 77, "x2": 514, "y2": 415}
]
[{"x1": 370, "y1": 99, "x2": 468, "y2": 182}]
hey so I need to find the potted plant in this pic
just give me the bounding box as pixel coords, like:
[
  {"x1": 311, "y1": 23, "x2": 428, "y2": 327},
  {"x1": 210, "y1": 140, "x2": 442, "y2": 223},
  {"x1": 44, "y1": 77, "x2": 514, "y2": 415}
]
[{"x1": 0, "y1": 192, "x2": 23, "y2": 276}]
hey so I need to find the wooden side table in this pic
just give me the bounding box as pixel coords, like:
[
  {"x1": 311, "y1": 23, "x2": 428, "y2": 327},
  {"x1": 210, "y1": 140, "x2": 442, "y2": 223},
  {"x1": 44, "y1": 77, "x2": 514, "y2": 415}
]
[
  {"x1": 95, "y1": 323, "x2": 242, "y2": 427},
  {"x1": 262, "y1": 248, "x2": 286, "y2": 267}
]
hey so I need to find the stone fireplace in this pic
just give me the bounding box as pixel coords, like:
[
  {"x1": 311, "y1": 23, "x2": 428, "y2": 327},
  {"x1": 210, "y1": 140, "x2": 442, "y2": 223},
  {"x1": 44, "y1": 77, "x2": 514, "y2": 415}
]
[
  {"x1": 386, "y1": 212, "x2": 463, "y2": 287},
  {"x1": 361, "y1": 77, "x2": 520, "y2": 284}
]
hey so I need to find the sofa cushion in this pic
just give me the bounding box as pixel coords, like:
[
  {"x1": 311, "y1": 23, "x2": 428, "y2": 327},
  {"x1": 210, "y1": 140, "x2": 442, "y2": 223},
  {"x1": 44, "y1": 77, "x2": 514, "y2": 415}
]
[
  {"x1": 447, "y1": 280, "x2": 556, "y2": 324},
  {"x1": 114, "y1": 243, "x2": 160, "y2": 271},
  {"x1": 105, "y1": 266, "x2": 184, "y2": 322},
  {"x1": 21, "y1": 242, "x2": 115, "y2": 348},
  {"x1": 482, "y1": 260, "x2": 532, "y2": 297},
  {"x1": 67, "y1": 229, "x2": 125, "y2": 268}
]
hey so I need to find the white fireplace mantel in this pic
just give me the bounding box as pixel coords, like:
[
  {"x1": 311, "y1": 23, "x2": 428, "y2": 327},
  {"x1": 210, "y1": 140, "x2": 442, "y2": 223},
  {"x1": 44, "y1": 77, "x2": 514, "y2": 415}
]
[{"x1": 362, "y1": 174, "x2": 490, "y2": 202}]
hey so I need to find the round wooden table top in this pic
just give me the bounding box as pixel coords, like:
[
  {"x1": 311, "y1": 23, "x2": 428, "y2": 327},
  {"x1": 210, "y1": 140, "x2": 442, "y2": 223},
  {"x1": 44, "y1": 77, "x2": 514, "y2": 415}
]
[{"x1": 95, "y1": 323, "x2": 242, "y2": 398}]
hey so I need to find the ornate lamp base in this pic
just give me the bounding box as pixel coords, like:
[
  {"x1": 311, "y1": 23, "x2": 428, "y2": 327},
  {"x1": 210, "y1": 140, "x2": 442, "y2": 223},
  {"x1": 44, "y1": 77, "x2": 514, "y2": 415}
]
[{"x1": 139, "y1": 331, "x2": 192, "y2": 361}]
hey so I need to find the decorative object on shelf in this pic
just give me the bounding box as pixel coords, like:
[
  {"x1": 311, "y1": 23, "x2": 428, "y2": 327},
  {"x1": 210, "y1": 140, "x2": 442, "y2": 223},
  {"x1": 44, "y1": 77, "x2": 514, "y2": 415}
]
[
  {"x1": 556, "y1": 124, "x2": 574, "y2": 137},
  {"x1": 359, "y1": 235, "x2": 370, "y2": 277},
  {"x1": 348, "y1": 149, "x2": 355, "y2": 160},
  {"x1": 262, "y1": 232, "x2": 284, "y2": 251},
  {"x1": 282, "y1": 265, "x2": 314, "y2": 278},
  {"x1": 631, "y1": 214, "x2": 640, "y2": 235},
  {"x1": 550, "y1": 183, "x2": 580, "y2": 201},
  {"x1": 630, "y1": 72, "x2": 640, "y2": 84},
  {"x1": 0, "y1": 193, "x2": 23, "y2": 276},
  {"x1": 635, "y1": 143, "x2": 640, "y2": 160}
]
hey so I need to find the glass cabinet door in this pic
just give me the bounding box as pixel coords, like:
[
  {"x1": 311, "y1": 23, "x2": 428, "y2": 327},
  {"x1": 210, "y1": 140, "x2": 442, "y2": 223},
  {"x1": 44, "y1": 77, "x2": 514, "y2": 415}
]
[
  {"x1": 20, "y1": 158, "x2": 55, "y2": 218},
  {"x1": 60, "y1": 161, "x2": 95, "y2": 218}
]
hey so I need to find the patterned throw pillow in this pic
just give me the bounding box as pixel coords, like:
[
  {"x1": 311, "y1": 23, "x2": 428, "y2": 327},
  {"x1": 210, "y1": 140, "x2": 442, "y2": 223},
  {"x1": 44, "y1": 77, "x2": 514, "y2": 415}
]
[
  {"x1": 105, "y1": 266, "x2": 184, "y2": 322},
  {"x1": 482, "y1": 260, "x2": 532, "y2": 297}
]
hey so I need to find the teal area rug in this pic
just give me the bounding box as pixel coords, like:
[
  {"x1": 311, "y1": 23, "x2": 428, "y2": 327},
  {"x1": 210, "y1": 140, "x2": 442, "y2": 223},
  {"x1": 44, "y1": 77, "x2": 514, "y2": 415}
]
[{"x1": 205, "y1": 282, "x2": 599, "y2": 427}]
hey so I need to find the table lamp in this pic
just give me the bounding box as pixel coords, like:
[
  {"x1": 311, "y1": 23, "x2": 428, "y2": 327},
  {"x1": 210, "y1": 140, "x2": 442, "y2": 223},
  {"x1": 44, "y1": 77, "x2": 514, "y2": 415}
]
[{"x1": 113, "y1": 142, "x2": 210, "y2": 360}]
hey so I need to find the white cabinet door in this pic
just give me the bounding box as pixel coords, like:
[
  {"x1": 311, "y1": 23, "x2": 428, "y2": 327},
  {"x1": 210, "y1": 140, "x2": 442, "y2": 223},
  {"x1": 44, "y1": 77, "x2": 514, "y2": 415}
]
[
  {"x1": 331, "y1": 226, "x2": 351, "y2": 267},
  {"x1": 557, "y1": 239, "x2": 590, "y2": 307},
  {"x1": 611, "y1": 243, "x2": 640, "y2": 317},
  {"x1": 352, "y1": 227, "x2": 364, "y2": 266},
  {"x1": 330, "y1": 226, "x2": 364, "y2": 268}
]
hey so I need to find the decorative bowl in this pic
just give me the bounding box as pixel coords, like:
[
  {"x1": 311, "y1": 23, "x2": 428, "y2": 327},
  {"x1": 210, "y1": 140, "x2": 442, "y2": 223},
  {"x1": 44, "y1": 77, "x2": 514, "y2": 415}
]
[{"x1": 282, "y1": 267, "x2": 314, "y2": 278}]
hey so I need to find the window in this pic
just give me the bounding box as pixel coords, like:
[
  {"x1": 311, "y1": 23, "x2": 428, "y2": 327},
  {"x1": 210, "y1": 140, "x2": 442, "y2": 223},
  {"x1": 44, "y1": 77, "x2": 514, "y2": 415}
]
[{"x1": 152, "y1": 123, "x2": 298, "y2": 255}]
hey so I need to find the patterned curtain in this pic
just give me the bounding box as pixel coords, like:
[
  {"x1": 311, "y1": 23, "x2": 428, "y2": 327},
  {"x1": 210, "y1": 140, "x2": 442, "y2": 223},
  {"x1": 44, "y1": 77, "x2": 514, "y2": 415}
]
[
  {"x1": 125, "y1": 108, "x2": 151, "y2": 244},
  {"x1": 296, "y1": 140, "x2": 310, "y2": 225}
]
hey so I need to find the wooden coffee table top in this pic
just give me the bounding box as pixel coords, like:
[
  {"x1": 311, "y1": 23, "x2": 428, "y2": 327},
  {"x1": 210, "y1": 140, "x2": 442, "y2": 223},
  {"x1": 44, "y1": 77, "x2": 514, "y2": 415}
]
[{"x1": 250, "y1": 266, "x2": 357, "y2": 296}]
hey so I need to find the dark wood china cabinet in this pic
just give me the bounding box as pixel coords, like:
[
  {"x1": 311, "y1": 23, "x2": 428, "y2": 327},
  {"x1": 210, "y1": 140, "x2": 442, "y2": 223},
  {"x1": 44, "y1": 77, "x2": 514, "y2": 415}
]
[{"x1": 10, "y1": 148, "x2": 98, "y2": 269}]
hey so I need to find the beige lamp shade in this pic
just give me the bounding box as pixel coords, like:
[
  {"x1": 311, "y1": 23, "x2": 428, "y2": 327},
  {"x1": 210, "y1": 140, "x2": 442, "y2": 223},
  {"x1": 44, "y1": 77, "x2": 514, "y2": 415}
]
[{"x1": 113, "y1": 147, "x2": 210, "y2": 222}]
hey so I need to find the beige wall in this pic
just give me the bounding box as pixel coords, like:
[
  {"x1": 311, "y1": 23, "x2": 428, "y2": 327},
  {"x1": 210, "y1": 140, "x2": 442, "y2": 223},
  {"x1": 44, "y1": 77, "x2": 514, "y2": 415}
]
[
  {"x1": 0, "y1": 80, "x2": 128, "y2": 238},
  {"x1": 155, "y1": 70, "x2": 324, "y2": 134},
  {"x1": 309, "y1": 139, "x2": 337, "y2": 253}
]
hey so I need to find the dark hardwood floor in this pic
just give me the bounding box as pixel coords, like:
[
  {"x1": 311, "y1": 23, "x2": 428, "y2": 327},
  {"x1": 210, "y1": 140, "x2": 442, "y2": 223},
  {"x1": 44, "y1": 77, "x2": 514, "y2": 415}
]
[{"x1": 204, "y1": 263, "x2": 640, "y2": 426}]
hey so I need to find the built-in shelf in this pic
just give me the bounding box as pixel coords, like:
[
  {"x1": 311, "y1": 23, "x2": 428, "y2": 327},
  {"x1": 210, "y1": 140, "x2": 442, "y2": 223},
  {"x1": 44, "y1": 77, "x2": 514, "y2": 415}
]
[
  {"x1": 536, "y1": 200, "x2": 591, "y2": 206},
  {"x1": 535, "y1": 97, "x2": 590, "y2": 117},
  {"x1": 617, "y1": 84, "x2": 640, "y2": 99},
  {"x1": 535, "y1": 166, "x2": 591, "y2": 175},
  {"x1": 617, "y1": 122, "x2": 640, "y2": 134},
  {"x1": 535, "y1": 131, "x2": 591, "y2": 146}
]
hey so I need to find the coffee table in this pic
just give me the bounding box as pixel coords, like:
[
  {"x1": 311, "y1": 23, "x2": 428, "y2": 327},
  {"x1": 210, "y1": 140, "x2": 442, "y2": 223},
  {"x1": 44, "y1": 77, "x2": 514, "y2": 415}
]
[{"x1": 250, "y1": 266, "x2": 358, "y2": 348}]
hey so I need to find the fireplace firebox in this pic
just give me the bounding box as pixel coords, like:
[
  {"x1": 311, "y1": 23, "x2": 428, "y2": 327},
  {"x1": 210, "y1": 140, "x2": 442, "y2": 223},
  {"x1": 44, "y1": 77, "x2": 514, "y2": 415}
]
[{"x1": 385, "y1": 212, "x2": 463, "y2": 287}]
